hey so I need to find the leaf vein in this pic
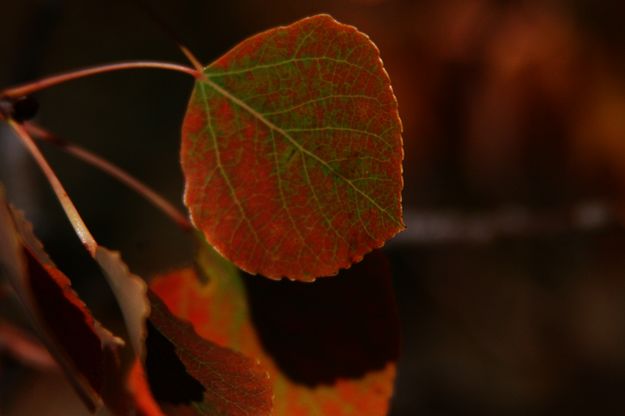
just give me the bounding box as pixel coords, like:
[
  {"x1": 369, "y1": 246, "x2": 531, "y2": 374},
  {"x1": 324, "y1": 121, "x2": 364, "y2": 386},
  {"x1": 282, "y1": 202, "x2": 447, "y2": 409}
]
[
  {"x1": 197, "y1": 84, "x2": 261, "y2": 247},
  {"x1": 207, "y1": 56, "x2": 377, "y2": 78},
  {"x1": 261, "y1": 94, "x2": 381, "y2": 117},
  {"x1": 200, "y1": 78, "x2": 402, "y2": 229}
]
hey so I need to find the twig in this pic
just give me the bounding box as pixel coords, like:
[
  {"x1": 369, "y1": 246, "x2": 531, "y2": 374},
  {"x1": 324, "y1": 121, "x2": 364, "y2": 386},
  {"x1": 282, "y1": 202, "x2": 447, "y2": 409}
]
[
  {"x1": 24, "y1": 122, "x2": 192, "y2": 231},
  {"x1": 391, "y1": 203, "x2": 617, "y2": 245},
  {"x1": 1, "y1": 61, "x2": 200, "y2": 98},
  {"x1": 6, "y1": 119, "x2": 97, "y2": 255}
]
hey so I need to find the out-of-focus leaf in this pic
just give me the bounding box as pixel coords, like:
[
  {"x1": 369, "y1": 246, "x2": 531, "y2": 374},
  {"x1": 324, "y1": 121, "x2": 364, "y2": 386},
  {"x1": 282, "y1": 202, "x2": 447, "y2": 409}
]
[
  {"x1": 0, "y1": 189, "x2": 124, "y2": 412},
  {"x1": 181, "y1": 14, "x2": 404, "y2": 280},
  {"x1": 151, "y1": 238, "x2": 399, "y2": 416},
  {"x1": 7, "y1": 371, "x2": 97, "y2": 416},
  {"x1": 136, "y1": 292, "x2": 272, "y2": 416},
  {"x1": 0, "y1": 320, "x2": 57, "y2": 370}
]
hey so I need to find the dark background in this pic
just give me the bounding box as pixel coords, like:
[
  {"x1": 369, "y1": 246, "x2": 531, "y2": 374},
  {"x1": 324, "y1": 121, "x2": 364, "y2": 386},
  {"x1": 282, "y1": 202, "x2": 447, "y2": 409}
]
[{"x1": 3, "y1": 0, "x2": 625, "y2": 414}]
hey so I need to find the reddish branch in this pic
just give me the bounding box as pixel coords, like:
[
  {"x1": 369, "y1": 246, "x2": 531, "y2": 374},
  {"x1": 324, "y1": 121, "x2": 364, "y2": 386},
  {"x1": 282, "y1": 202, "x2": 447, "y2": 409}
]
[
  {"x1": 7, "y1": 120, "x2": 98, "y2": 255},
  {"x1": 24, "y1": 123, "x2": 192, "y2": 230},
  {"x1": 0, "y1": 59, "x2": 198, "y2": 231},
  {"x1": 0, "y1": 61, "x2": 200, "y2": 98}
]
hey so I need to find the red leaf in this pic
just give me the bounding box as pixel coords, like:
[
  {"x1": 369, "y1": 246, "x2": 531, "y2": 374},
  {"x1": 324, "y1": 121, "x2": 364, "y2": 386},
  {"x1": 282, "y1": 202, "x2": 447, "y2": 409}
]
[
  {"x1": 181, "y1": 14, "x2": 404, "y2": 280},
  {"x1": 0, "y1": 190, "x2": 124, "y2": 412},
  {"x1": 151, "y1": 240, "x2": 399, "y2": 416},
  {"x1": 135, "y1": 292, "x2": 273, "y2": 416}
]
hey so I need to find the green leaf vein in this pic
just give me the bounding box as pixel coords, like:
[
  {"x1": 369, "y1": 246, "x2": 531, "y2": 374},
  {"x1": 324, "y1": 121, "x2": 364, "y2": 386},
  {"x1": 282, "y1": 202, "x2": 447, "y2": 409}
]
[{"x1": 198, "y1": 77, "x2": 402, "y2": 229}]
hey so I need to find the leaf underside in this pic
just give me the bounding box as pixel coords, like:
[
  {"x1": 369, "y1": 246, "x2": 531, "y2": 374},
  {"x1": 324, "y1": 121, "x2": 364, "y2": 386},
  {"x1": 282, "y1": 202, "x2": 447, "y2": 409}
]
[
  {"x1": 95, "y1": 246, "x2": 149, "y2": 359},
  {"x1": 142, "y1": 292, "x2": 273, "y2": 416},
  {"x1": 181, "y1": 14, "x2": 404, "y2": 280}
]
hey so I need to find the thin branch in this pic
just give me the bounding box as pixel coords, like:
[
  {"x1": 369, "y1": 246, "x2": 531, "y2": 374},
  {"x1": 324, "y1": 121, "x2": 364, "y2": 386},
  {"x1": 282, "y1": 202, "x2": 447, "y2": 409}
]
[
  {"x1": 24, "y1": 122, "x2": 192, "y2": 231},
  {"x1": 6, "y1": 119, "x2": 98, "y2": 255},
  {"x1": 0, "y1": 321, "x2": 59, "y2": 371},
  {"x1": 1, "y1": 61, "x2": 200, "y2": 98},
  {"x1": 391, "y1": 203, "x2": 617, "y2": 245}
]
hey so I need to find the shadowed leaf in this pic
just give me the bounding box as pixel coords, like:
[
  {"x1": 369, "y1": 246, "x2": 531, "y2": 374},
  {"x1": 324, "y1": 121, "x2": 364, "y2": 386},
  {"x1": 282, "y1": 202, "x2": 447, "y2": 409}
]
[
  {"x1": 243, "y1": 249, "x2": 400, "y2": 386},
  {"x1": 151, "y1": 238, "x2": 399, "y2": 416},
  {"x1": 182, "y1": 14, "x2": 404, "y2": 280}
]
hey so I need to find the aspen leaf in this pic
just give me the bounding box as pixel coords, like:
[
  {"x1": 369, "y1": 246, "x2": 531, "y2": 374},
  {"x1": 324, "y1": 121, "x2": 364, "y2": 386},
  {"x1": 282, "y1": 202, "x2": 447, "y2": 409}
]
[
  {"x1": 136, "y1": 292, "x2": 273, "y2": 416},
  {"x1": 181, "y1": 14, "x2": 404, "y2": 280}
]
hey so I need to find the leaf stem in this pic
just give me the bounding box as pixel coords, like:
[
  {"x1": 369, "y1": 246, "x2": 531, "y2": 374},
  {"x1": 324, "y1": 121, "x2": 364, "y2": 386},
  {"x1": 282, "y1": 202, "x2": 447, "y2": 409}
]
[
  {"x1": 24, "y1": 122, "x2": 192, "y2": 231},
  {"x1": 180, "y1": 46, "x2": 205, "y2": 74},
  {"x1": 7, "y1": 119, "x2": 98, "y2": 256},
  {"x1": 1, "y1": 61, "x2": 200, "y2": 98}
]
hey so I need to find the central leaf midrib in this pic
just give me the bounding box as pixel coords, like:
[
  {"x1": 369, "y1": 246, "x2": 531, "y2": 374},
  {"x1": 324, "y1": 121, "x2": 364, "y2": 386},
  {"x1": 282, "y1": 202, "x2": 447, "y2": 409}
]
[{"x1": 198, "y1": 77, "x2": 401, "y2": 228}]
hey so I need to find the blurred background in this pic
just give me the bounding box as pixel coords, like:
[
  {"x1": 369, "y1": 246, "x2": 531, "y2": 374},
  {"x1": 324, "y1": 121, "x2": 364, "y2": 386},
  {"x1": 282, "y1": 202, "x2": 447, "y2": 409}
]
[{"x1": 3, "y1": 0, "x2": 625, "y2": 414}]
